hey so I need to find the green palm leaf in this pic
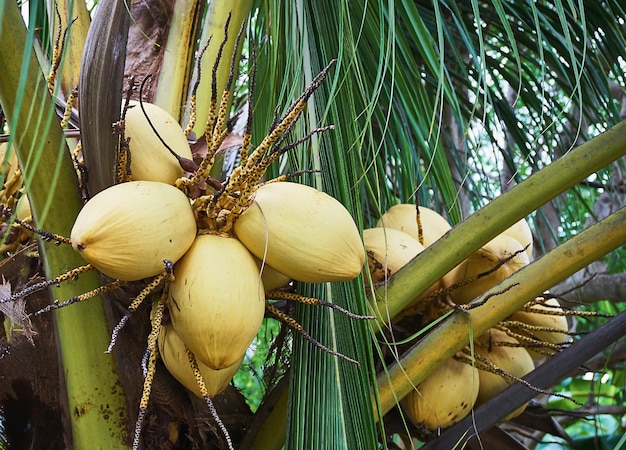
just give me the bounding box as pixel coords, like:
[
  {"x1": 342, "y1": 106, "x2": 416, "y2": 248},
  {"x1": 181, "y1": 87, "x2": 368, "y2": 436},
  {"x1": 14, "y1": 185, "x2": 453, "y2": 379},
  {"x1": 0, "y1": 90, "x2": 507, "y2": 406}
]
[{"x1": 251, "y1": 2, "x2": 380, "y2": 448}]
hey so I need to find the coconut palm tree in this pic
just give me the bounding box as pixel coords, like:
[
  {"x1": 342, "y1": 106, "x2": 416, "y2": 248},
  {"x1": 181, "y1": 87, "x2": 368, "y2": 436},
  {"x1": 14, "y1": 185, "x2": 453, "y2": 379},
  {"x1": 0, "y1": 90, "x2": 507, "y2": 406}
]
[{"x1": 0, "y1": 0, "x2": 625, "y2": 449}]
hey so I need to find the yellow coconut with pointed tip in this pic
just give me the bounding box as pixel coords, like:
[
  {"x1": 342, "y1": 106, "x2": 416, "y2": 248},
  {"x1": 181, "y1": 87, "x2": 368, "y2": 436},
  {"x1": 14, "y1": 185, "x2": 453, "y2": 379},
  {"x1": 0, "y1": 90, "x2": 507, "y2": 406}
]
[
  {"x1": 363, "y1": 227, "x2": 440, "y2": 304},
  {"x1": 449, "y1": 234, "x2": 530, "y2": 304},
  {"x1": 70, "y1": 181, "x2": 197, "y2": 281},
  {"x1": 502, "y1": 218, "x2": 533, "y2": 260},
  {"x1": 124, "y1": 100, "x2": 193, "y2": 184},
  {"x1": 234, "y1": 182, "x2": 365, "y2": 283},
  {"x1": 376, "y1": 204, "x2": 451, "y2": 248},
  {"x1": 474, "y1": 328, "x2": 535, "y2": 420},
  {"x1": 169, "y1": 234, "x2": 265, "y2": 370},
  {"x1": 401, "y1": 355, "x2": 480, "y2": 430},
  {"x1": 509, "y1": 297, "x2": 571, "y2": 359},
  {"x1": 158, "y1": 324, "x2": 242, "y2": 398}
]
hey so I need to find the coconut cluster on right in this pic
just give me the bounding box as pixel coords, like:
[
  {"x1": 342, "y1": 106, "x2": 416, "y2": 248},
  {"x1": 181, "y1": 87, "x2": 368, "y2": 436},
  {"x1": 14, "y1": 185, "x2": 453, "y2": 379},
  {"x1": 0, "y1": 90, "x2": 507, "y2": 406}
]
[{"x1": 365, "y1": 204, "x2": 571, "y2": 432}]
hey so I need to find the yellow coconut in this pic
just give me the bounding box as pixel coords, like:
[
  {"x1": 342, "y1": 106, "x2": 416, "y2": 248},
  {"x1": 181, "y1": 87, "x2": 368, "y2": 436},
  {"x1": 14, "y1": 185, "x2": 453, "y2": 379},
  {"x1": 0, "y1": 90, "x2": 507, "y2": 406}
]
[
  {"x1": 0, "y1": 142, "x2": 8, "y2": 161},
  {"x1": 234, "y1": 182, "x2": 365, "y2": 283},
  {"x1": 474, "y1": 328, "x2": 535, "y2": 420},
  {"x1": 363, "y1": 227, "x2": 440, "y2": 305},
  {"x1": 509, "y1": 297, "x2": 571, "y2": 359},
  {"x1": 14, "y1": 194, "x2": 31, "y2": 222},
  {"x1": 449, "y1": 234, "x2": 529, "y2": 304},
  {"x1": 0, "y1": 142, "x2": 17, "y2": 171},
  {"x1": 124, "y1": 100, "x2": 193, "y2": 184},
  {"x1": 363, "y1": 227, "x2": 425, "y2": 284},
  {"x1": 70, "y1": 181, "x2": 197, "y2": 281},
  {"x1": 502, "y1": 218, "x2": 533, "y2": 260},
  {"x1": 401, "y1": 355, "x2": 480, "y2": 430},
  {"x1": 376, "y1": 204, "x2": 451, "y2": 247},
  {"x1": 376, "y1": 203, "x2": 463, "y2": 289},
  {"x1": 158, "y1": 324, "x2": 242, "y2": 398},
  {"x1": 169, "y1": 234, "x2": 265, "y2": 369},
  {"x1": 254, "y1": 257, "x2": 292, "y2": 291}
]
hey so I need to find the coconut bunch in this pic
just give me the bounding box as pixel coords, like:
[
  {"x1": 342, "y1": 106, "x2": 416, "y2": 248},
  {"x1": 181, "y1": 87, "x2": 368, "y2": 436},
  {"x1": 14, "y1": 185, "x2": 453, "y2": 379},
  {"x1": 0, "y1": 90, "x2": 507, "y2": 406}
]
[
  {"x1": 400, "y1": 325, "x2": 549, "y2": 432},
  {"x1": 402, "y1": 327, "x2": 539, "y2": 434},
  {"x1": 67, "y1": 62, "x2": 364, "y2": 449},
  {"x1": 370, "y1": 202, "x2": 559, "y2": 328},
  {"x1": 401, "y1": 325, "x2": 547, "y2": 432},
  {"x1": 55, "y1": 59, "x2": 367, "y2": 433},
  {"x1": 370, "y1": 204, "x2": 579, "y2": 431},
  {"x1": 443, "y1": 295, "x2": 574, "y2": 428},
  {"x1": 1, "y1": 43, "x2": 365, "y2": 448}
]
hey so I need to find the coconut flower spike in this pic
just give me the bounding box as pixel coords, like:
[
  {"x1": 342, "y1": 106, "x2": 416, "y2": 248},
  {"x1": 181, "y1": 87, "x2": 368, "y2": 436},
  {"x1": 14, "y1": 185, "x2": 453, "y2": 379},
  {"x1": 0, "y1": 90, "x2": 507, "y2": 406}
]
[
  {"x1": 242, "y1": 59, "x2": 336, "y2": 176},
  {"x1": 267, "y1": 289, "x2": 375, "y2": 321},
  {"x1": 240, "y1": 45, "x2": 257, "y2": 165},
  {"x1": 106, "y1": 262, "x2": 173, "y2": 353},
  {"x1": 185, "y1": 347, "x2": 234, "y2": 450},
  {"x1": 133, "y1": 291, "x2": 167, "y2": 450},
  {"x1": 34, "y1": 279, "x2": 125, "y2": 316},
  {"x1": 265, "y1": 301, "x2": 360, "y2": 366},
  {"x1": 0, "y1": 263, "x2": 94, "y2": 306},
  {"x1": 184, "y1": 34, "x2": 213, "y2": 138},
  {"x1": 0, "y1": 207, "x2": 72, "y2": 246}
]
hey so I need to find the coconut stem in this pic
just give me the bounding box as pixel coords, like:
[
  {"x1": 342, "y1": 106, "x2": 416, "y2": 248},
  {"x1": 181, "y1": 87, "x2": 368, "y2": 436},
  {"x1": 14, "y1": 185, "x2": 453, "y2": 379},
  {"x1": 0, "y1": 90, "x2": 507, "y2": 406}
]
[
  {"x1": 1, "y1": 264, "x2": 94, "y2": 305},
  {"x1": 35, "y1": 279, "x2": 125, "y2": 316},
  {"x1": 265, "y1": 301, "x2": 360, "y2": 365},
  {"x1": 268, "y1": 290, "x2": 375, "y2": 320},
  {"x1": 134, "y1": 293, "x2": 166, "y2": 450},
  {"x1": 185, "y1": 347, "x2": 234, "y2": 450}
]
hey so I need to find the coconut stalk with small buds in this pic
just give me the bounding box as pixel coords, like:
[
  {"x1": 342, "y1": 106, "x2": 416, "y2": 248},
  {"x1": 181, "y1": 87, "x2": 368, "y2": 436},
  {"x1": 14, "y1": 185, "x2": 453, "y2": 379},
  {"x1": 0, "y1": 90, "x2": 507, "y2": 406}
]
[{"x1": 508, "y1": 296, "x2": 572, "y2": 359}]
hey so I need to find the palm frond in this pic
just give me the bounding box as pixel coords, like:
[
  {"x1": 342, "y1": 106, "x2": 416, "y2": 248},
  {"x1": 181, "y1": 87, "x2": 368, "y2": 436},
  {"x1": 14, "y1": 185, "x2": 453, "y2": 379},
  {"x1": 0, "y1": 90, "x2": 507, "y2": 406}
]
[{"x1": 251, "y1": 1, "x2": 381, "y2": 448}]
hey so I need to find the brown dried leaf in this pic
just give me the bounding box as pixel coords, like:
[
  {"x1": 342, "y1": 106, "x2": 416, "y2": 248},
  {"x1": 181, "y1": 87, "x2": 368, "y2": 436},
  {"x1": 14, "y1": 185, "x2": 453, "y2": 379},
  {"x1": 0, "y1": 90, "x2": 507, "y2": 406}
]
[
  {"x1": 124, "y1": 0, "x2": 174, "y2": 101},
  {"x1": 0, "y1": 278, "x2": 36, "y2": 344}
]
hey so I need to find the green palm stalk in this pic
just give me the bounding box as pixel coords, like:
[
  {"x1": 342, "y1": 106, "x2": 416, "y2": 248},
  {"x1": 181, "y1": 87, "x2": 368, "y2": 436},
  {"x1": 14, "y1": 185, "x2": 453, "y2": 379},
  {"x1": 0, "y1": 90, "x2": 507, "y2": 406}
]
[{"x1": 0, "y1": 2, "x2": 130, "y2": 448}]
